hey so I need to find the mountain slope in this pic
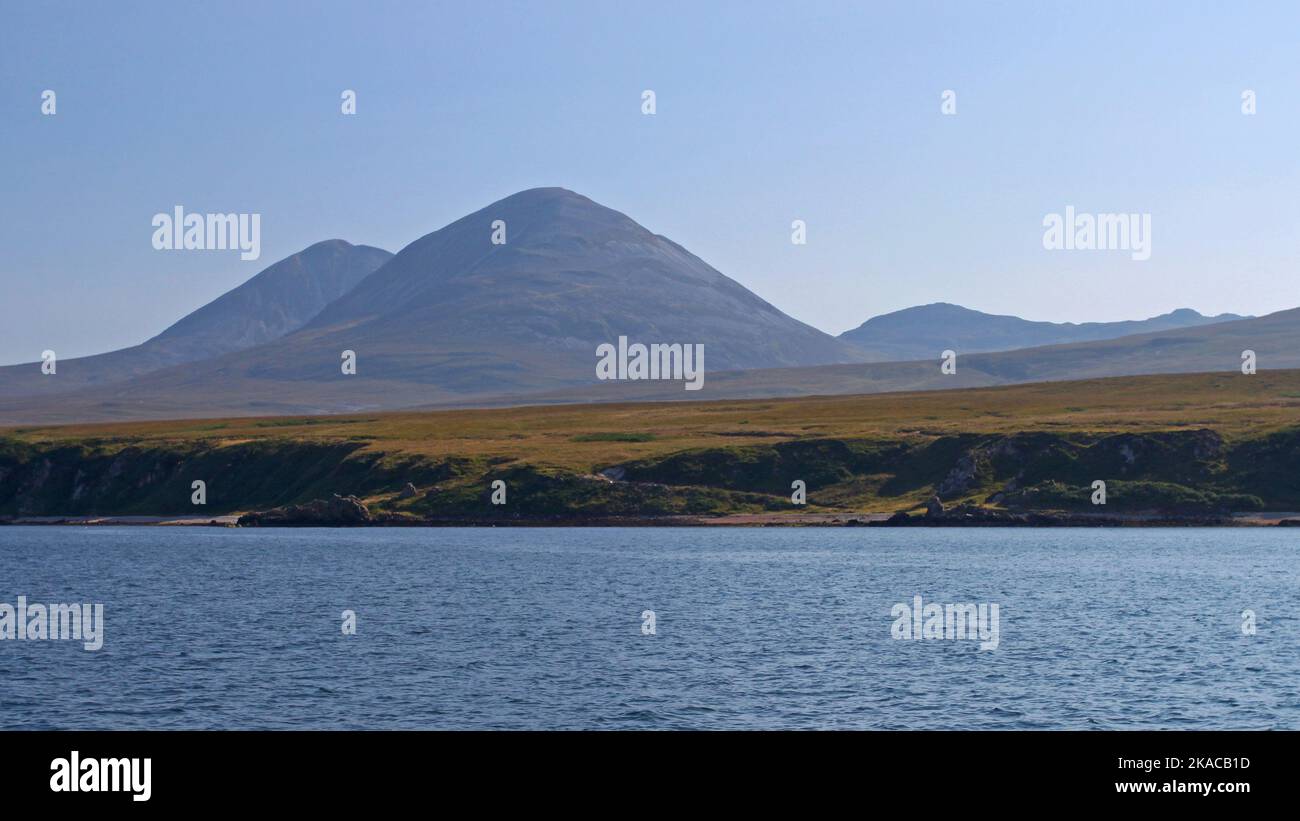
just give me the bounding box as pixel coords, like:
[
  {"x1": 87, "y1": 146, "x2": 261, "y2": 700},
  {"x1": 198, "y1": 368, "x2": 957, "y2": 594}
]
[
  {"x1": 838, "y1": 302, "x2": 1247, "y2": 362},
  {"x1": 148, "y1": 239, "x2": 394, "y2": 360},
  {"x1": 294, "y1": 187, "x2": 863, "y2": 378},
  {"x1": 0, "y1": 240, "x2": 392, "y2": 399}
]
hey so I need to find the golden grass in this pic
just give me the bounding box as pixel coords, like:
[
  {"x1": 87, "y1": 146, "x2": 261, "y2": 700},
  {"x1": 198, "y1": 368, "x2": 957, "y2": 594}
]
[{"x1": 5, "y1": 370, "x2": 1298, "y2": 475}]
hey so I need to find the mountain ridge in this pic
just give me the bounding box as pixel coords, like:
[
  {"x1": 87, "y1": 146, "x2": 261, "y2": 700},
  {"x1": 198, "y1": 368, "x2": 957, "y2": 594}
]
[
  {"x1": 497, "y1": 305, "x2": 1293, "y2": 406},
  {"x1": 838, "y1": 302, "x2": 1249, "y2": 362}
]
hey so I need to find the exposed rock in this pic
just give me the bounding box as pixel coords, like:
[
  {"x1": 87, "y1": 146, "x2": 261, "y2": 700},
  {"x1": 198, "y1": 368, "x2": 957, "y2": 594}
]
[
  {"x1": 15, "y1": 458, "x2": 55, "y2": 514},
  {"x1": 925, "y1": 495, "x2": 945, "y2": 517},
  {"x1": 71, "y1": 468, "x2": 89, "y2": 502},
  {"x1": 936, "y1": 452, "x2": 980, "y2": 499},
  {"x1": 876, "y1": 500, "x2": 1232, "y2": 527},
  {"x1": 1189, "y1": 429, "x2": 1224, "y2": 461},
  {"x1": 1094, "y1": 430, "x2": 1223, "y2": 476},
  {"x1": 398, "y1": 482, "x2": 419, "y2": 499},
  {"x1": 237, "y1": 494, "x2": 372, "y2": 526},
  {"x1": 599, "y1": 466, "x2": 626, "y2": 481}
]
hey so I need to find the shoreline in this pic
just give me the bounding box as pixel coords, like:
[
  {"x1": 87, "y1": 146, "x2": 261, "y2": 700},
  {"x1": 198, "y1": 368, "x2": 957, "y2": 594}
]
[{"x1": 3, "y1": 512, "x2": 1298, "y2": 528}]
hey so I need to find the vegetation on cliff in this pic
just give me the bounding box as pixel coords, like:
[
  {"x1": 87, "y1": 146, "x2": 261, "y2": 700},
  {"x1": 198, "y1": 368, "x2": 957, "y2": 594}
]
[{"x1": 2, "y1": 369, "x2": 1298, "y2": 521}]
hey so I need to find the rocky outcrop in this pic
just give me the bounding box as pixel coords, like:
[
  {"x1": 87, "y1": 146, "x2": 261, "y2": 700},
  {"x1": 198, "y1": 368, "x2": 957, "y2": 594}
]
[
  {"x1": 935, "y1": 429, "x2": 1231, "y2": 508},
  {"x1": 1089, "y1": 429, "x2": 1224, "y2": 475},
  {"x1": 0, "y1": 439, "x2": 400, "y2": 516},
  {"x1": 876, "y1": 502, "x2": 1230, "y2": 527},
  {"x1": 935, "y1": 434, "x2": 1053, "y2": 500},
  {"x1": 237, "y1": 494, "x2": 372, "y2": 526},
  {"x1": 935, "y1": 453, "x2": 980, "y2": 499}
]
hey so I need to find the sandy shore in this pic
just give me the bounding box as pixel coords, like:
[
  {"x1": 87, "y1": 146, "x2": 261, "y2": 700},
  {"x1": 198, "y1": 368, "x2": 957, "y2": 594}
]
[{"x1": 1, "y1": 515, "x2": 240, "y2": 526}]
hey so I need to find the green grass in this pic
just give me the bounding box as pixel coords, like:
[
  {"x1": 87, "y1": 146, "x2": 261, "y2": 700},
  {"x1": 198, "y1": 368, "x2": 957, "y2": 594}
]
[{"x1": 570, "y1": 432, "x2": 657, "y2": 443}]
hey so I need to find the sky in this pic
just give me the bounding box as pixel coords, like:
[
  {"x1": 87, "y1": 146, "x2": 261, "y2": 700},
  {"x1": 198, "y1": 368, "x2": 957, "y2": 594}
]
[{"x1": 2, "y1": 0, "x2": 1299, "y2": 365}]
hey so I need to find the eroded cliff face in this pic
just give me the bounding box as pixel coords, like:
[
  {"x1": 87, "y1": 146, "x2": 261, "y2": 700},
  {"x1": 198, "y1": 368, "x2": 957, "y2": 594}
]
[
  {"x1": 930, "y1": 429, "x2": 1233, "y2": 505},
  {"x1": 0, "y1": 440, "x2": 412, "y2": 516},
  {"x1": 610, "y1": 428, "x2": 1290, "y2": 514},
  {"x1": 1, "y1": 427, "x2": 1294, "y2": 519}
]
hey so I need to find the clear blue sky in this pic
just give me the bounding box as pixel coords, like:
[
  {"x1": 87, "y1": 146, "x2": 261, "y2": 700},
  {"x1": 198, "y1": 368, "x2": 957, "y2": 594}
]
[{"x1": 3, "y1": 0, "x2": 1298, "y2": 364}]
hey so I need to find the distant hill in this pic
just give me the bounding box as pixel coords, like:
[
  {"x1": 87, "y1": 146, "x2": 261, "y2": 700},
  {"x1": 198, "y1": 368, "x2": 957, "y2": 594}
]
[
  {"x1": 838, "y1": 302, "x2": 1248, "y2": 362},
  {"x1": 0, "y1": 239, "x2": 392, "y2": 399},
  {"x1": 485, "y1": 307, "x2": 1297, "y2": 406}
]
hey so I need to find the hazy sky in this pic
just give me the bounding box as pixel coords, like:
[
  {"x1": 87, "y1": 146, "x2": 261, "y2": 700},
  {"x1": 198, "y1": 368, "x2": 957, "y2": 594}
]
[{"x1": 2, "y1": 0, "x2": 1299, "y2": 364}]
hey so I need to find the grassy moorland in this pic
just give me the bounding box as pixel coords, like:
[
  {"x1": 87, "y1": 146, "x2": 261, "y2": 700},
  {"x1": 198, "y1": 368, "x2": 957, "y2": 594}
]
[{"x1": 1, "y1": 369, "x2": 1299, "y2": 522}]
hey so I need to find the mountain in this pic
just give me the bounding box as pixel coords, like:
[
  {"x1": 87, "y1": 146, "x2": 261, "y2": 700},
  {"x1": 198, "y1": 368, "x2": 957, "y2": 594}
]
[
  {"x1": 0, "y1": 188, "x2": 1289, "y2": 426},
  {"x1": 0, "y1": 240, "x2": 392, "y2": 399},
  {"x1": 0, "y1": 188, "x2": 864, "y2": 422},
  {"x1": 147, "y1": 239, "x2": 394, "y2": 360},
  {"x1": 291, "y1": 186, "x2": 862, "y2": 379},
  {"x1": 838, "y1": 302, "x2": 1248, "y2": 362}
]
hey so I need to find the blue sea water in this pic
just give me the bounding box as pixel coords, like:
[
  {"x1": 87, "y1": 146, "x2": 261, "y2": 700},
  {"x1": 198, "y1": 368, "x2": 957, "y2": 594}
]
[{"x1": 0, "y1": 526, "x2": 1296, "y2": 729}]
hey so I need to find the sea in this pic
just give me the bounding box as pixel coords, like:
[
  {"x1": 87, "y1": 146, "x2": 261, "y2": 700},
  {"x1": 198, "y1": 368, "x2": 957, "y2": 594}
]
[{"x1": 1, "y1": 526, "x2": 1296, "y2": 729}]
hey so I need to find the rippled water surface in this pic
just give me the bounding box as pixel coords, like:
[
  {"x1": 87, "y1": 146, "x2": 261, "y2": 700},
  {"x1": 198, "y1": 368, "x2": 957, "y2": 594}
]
[{"x1": 1, "y1": 526, "x2": 1296, "y2": 729}]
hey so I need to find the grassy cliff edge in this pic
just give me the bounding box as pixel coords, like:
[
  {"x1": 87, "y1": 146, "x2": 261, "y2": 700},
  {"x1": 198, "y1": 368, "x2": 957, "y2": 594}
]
[{"x1": 2, "y1": 370, "x2": 1298, "y2": 523}]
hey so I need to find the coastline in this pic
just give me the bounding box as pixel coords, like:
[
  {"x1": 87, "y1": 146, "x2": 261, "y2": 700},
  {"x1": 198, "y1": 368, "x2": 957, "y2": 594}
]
[{"x1": 4, "y1": 511, "x2": 1298, "y2": 527}]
